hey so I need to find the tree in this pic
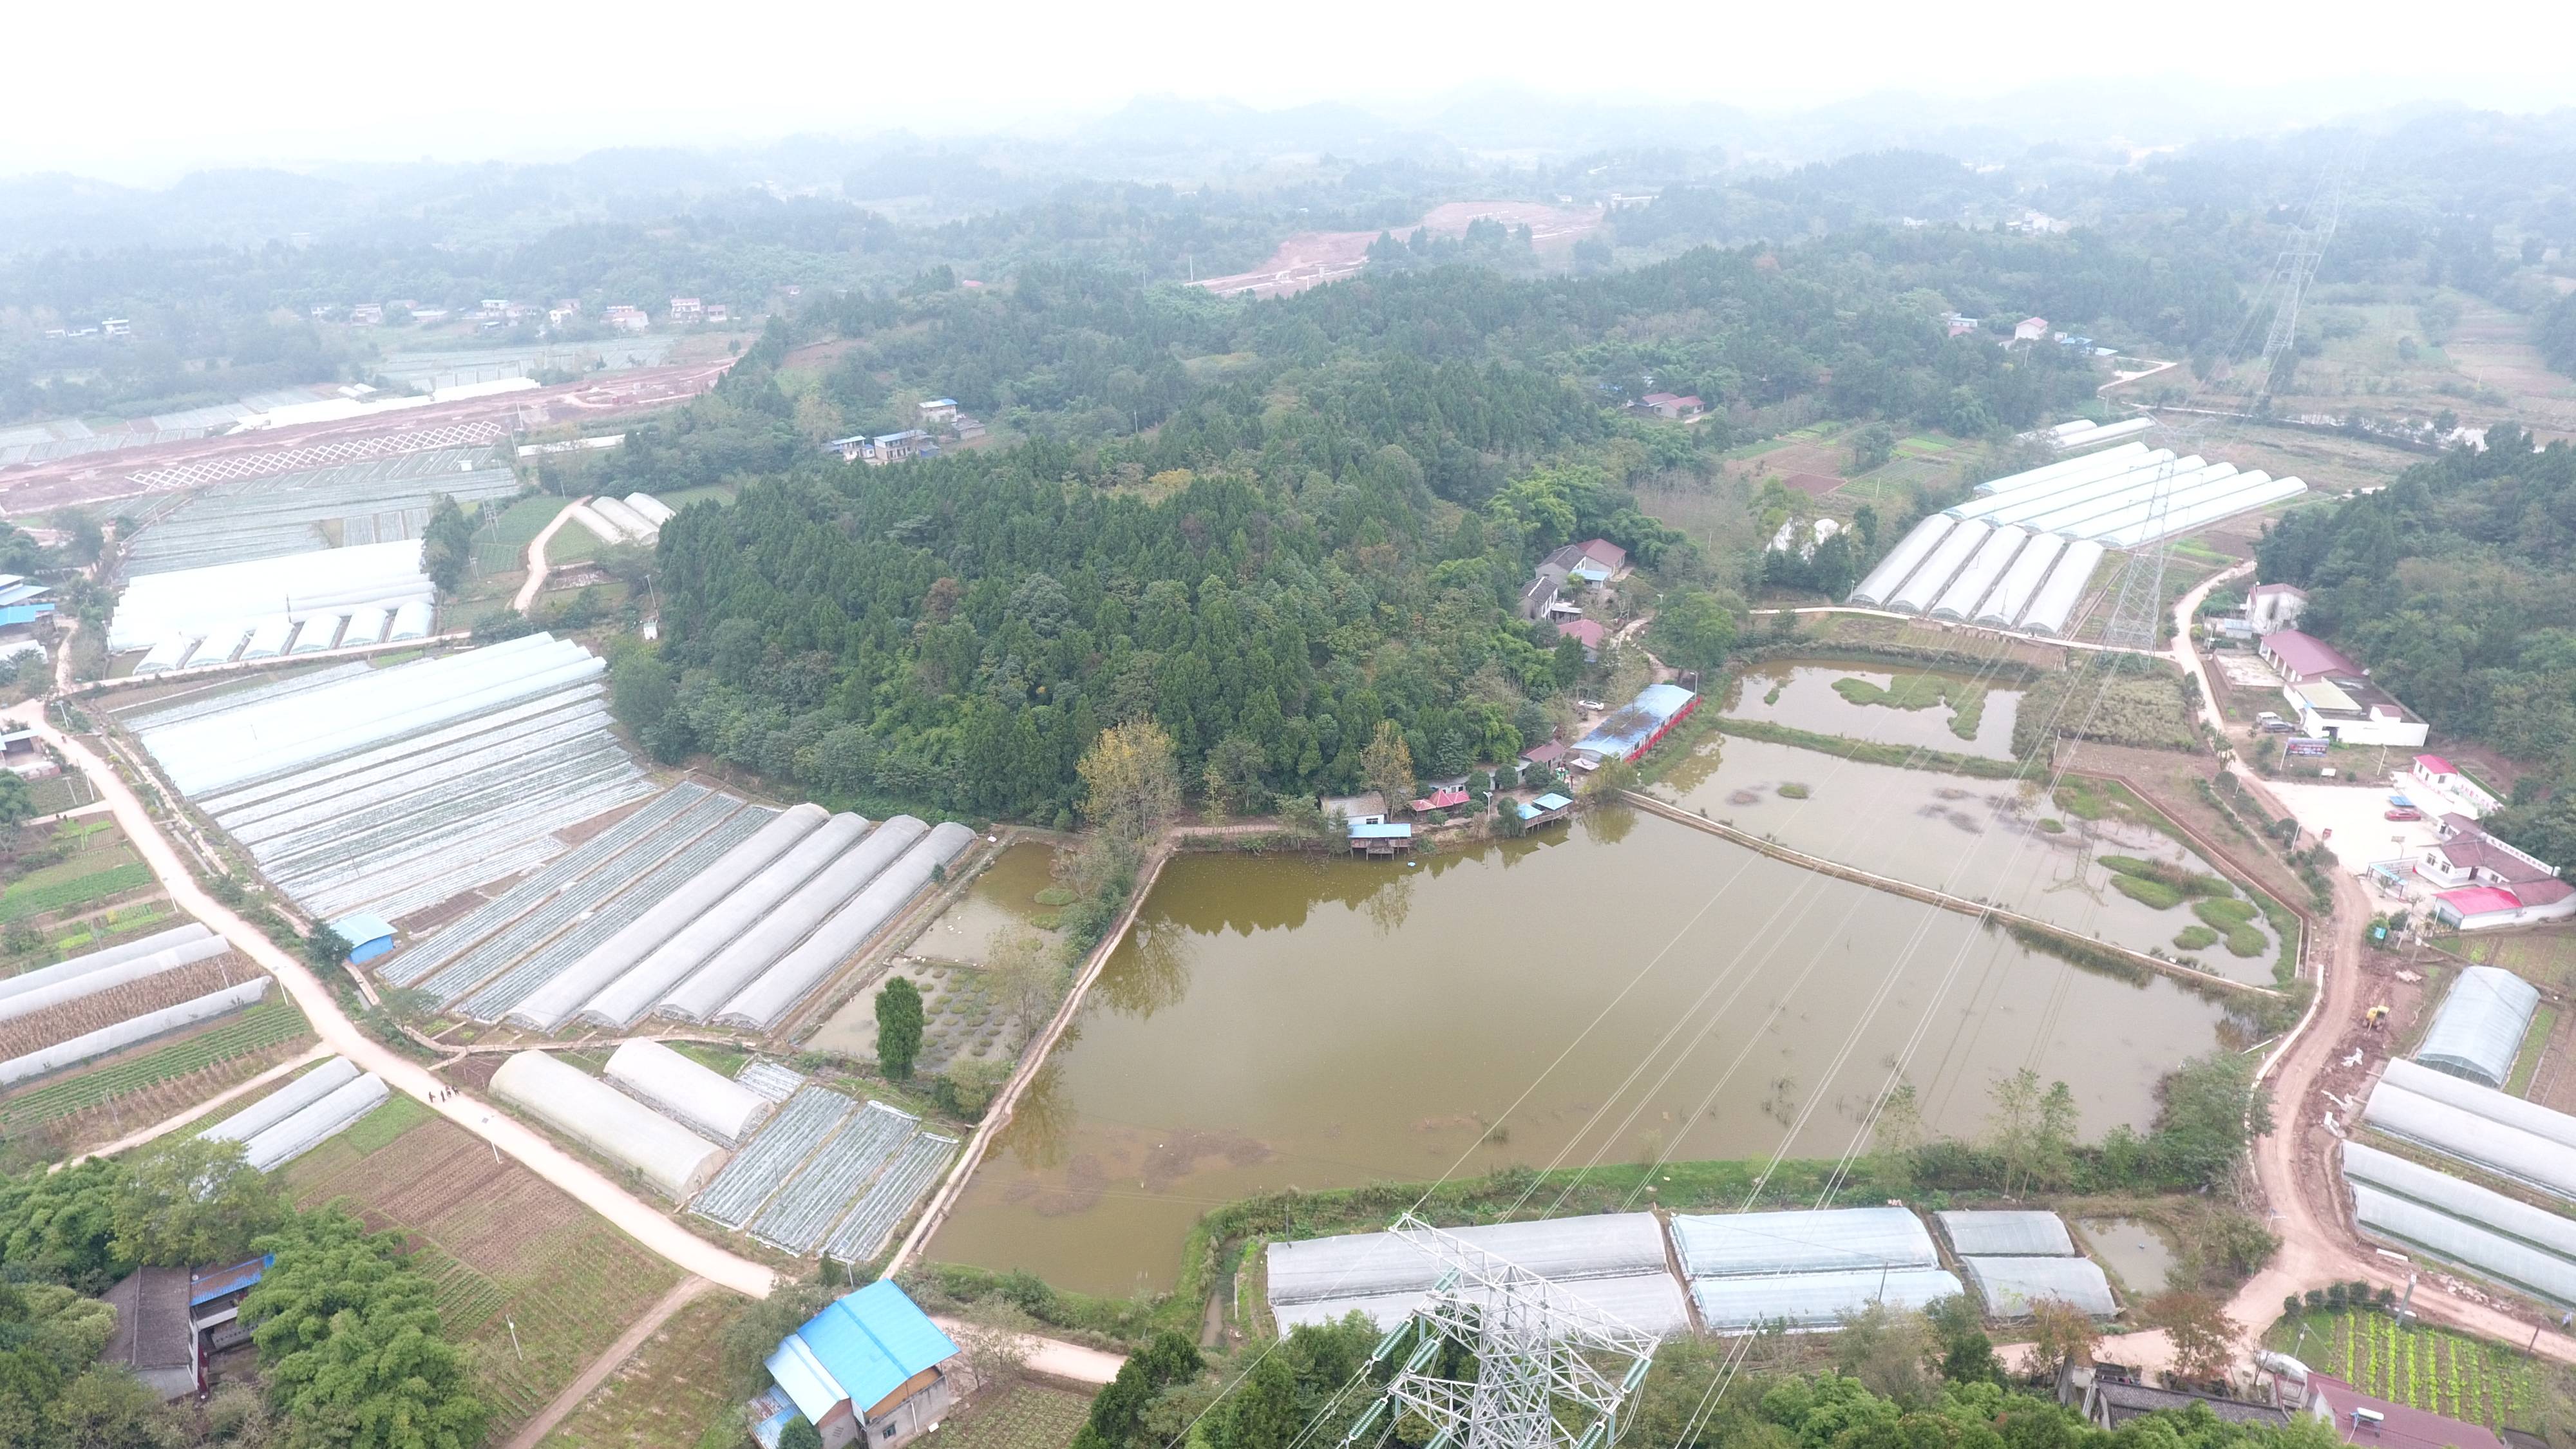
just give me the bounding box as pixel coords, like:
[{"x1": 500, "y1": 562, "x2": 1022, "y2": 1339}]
[
  {"x1": 111, "y1": 1139, "x2": 284, "y2": 1269},
  {"x1": 1202, "y1": 734, "x2": 1270, "y2": 818},
  {"x1": 1214, "y1": 1352, "x2": 1299, "y2": 1449},
  {"x1": 987, "y1": 931, "x2": 1061, "y2": 1044},
  {"x1": 876, "y1": 977, "x2": 925, "y2": 1079},
  {"x1": 1985, "y1": 1067, "x2": 2078, "y2": 1195},
  {"x1": 240, "y1": 1209, "x2": 487, "y2": 1449},
  {"x1": 1360, "y1": 720, "x2": 1415, "y2": 810},
  {"x1": 1849, "y1": 422, "x2": 1896, "y2": 473},
  {"x1": 1079, "y1": 720, "x2": 1180, "y2": 849},
  {"x1": 2025, "y1": 1296, "x2": 2101, "y2": 1376},
  {"x1": 1924, "y1": 1294, "x2": 2001, "y2": 1386},
  {"x1": 300, "y1": 925, "x2": 351, "y2": 977},
  {"x1": 1833, "y1": 1302, "x2": 1935, "y2": 1406},
  {"x1": 46, "y1": 1368, "x2": 176, "y2": 1449},
  {"x1": 0, "y1": 773, "x2": 31, "y2": 831},
  {"x1": 2148, "y1": 1050, "x2": 2268, "y2": 1189},
  {"x1": 781, "y1": 1418, "x2": 824, "y2": 1449},
  {"x1": 1654, "y1": 589, "x2": 1740, "y2": 672},
  {"x1": 2148, "y1": 1290, "x2": 2241, "y2": 1383},
  {"x1": 421, "y1": 494, "x2": 474, "y2": 594}
]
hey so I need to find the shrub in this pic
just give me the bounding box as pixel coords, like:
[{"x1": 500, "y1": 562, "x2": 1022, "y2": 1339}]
[
  {"x1": 1779, "y1": 782, "x2": 1812, "y2": 799},
  {"x1": 2174, "y1": 925, "x2": 2219, "y2": 950},
  {"x1": 2111, "y1": 874, "x2": 2184, "y2": 909}
]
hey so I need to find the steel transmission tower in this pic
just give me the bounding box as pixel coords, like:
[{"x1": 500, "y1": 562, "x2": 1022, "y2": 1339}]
[
  {"x1": 1343, "y1": 1215, "x2": 1660, "y2": 1449},
  {"x1": 2099, "y1": 164, "x2": 2347, "y2": 650}
]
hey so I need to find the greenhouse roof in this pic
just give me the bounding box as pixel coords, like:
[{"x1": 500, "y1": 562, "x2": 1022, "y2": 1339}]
[
  {"x1": 1935, "y1": 1210, "x2": 2075, "y2": 1257},
  {"x1": 1266, "y1": 1214, "x2": 1667, "y2": 1307},
  {"x1": 1669, "y1": 1207, "x2": 1936, "y2": 1278},
  {"x1": 1960, "y1": 1256, "x2": 2116, "y2": 1318},
  {"x1": 2416, "y1": 965, "x2": 2541, "y2": 1088},
  {"x1": 1691, "y1": 1267, "x2": 1962, "y2": 1331},
  {"x1": 1273, "y1": 1271, "x2": 1692, "y2": 1340}
]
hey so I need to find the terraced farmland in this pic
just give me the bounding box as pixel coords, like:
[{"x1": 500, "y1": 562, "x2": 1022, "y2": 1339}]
[{"x1": 285, "y1": 1112, "x2": 682, "y2": 1434}]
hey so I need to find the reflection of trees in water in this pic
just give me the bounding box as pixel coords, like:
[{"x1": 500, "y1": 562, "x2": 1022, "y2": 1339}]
[
  {"x1": 1363, "y1": 866, "x2": 1415, "y2": 936},
  {"x1": 1003, "y1": 1056, "x2": 1075, "y2": 1170},
  {"x1": 1095, "y1": 918, "x2": 1193, "y2": 1018},
  {"x1": 1580, "y1": 799, "x2": 1637, "y2": 846}
]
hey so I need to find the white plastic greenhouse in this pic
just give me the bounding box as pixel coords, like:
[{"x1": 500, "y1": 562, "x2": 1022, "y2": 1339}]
[
  {"x1": 1958, "y1": 452, "x2": 2188, "y2": 527},
  {"x1": 490, "y1": 1050, "x2": 728, "y2": 1200},
  {"x1": 2348, "y1": 1182, "x2": 2576, "y2": 1306},
  {"x1": 243, "y1": 1072, "x2": 390, "y2": 1171},
  {"x1": 2016, "y1": 541, "x2": 2107, "y2": 636},
  {"x1": 1692, "y1": 1267, "x2": 1964, "y2": 1331},
  {"x1": 603, "y1": 1039, "x2": 775, "y2": 1145},
  {"x1": 1971, "y1": 534, "x2": 2067, "y2": 628},
  {"x1": 578, "y1": 811, "x2": 872, "y2": 1027},
  {"x1": 1886, "y1": 521, "x2": 1993, "y2": 615},
  {"x1": 715, "y1": 821, "x2": 979, "y2": 1030},
  {"x1": 2417, "y1": 966, "x2": 2543, "y2": 1089},
  {"x1": 503, "y1": 803, "x2": 829, "y2": 1032},
  {"x1": 1669, "y1": 1208, "x2": 1937, "y2": 1277},
  {"x1": 2363, "y1": 1057, "x2": 2576, "y2": 1199},
  {"x1": 1935, "y1": 1210, "x2": 2075, "y2": 1257},
  {"x1": 109, "y1": 538, "x2": 433, "y2": 654},
  {"x1": 589, "y1": 495, "x2": 659, "y2": 542},
  {"x1": 0, "y1": 978, "x2": 270, "y2": 1086},
  {"x1": 625, "y1": 493, "x2": 676, "y2": 526},
  {"x1": 1967, "y1": 442, "x2": 2154, "y2": 498},
  {"x1": 1846, "y1": 517, "x2": 1955, "y2": 609},
  {"x1": 1275, "y1": 1272, "x2": 1693, "y2": 1338},
  {"x1": 1265, "y1": 1213, "x2": 1671, "y2": 1305},
  {"x1": 656, "y1": 815, "x2": 931, "y2": 1023},
  {"x1": 204, "y1": 1057, "x2": 363, "y2": 1143},
  {"x1": 1927, "y1": 527, "x2": 2029, "y2": 621},
  {"x1": 2342, "y1": 1141, "x2": 2576, "y2": 1262},
  {"x1": 0, "y1": 923, "x2": 213, "y2": 1006},
  {"x1": 0, "y1": 935, "x2": 235, "y2": 1025},
  {"x1": 1960, "y1": 1257, "x2": 2116, "y2": 1318}
]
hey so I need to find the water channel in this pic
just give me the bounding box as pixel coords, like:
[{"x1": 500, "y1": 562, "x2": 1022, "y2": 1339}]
[{"x1": 924, "y1": 810, "x2": 2247, "y2": 1296}]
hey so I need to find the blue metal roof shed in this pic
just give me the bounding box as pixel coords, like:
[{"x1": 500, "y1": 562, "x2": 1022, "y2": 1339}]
[
  {"x1": 1349, "y1": 822, "x2": 1414, "y2": 841},
  {"x1": 1575, "y1": 684, "x2": 1700, "y2": 761},
  {"x1": 765, "y1": 1281, "x2": 960, "y2": 1428},
  {"x1": 328, "y1": 912, "x2": 398, "y2": 965}
]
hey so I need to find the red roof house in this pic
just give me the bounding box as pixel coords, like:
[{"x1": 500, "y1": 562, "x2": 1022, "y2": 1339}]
[
  {"x1": 2304, "y1": 1374, "x2": 2506, "y2": 1449},
  {"x1": 2259, "y1": 629, "x2": 2361, "y2": 684},
  {"x1": 1408, "y1": 788, "x2": 1471, "y2": 814}
]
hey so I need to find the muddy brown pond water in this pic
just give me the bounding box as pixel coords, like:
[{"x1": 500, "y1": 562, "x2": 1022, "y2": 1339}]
[{"x1": 924, "y1": 809, "x2": 2249, "y2": 1296}]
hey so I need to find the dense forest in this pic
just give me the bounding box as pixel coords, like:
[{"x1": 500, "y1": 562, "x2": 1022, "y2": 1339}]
[{"x1": 2253, "y1": 426, "x2": 2576, "y2": 861}]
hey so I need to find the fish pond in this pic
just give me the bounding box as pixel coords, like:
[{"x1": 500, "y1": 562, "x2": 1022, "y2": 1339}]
[
  {"x1": 924, "y1": 811, "x2": 2249, "y2": 1295},
  {"x1": 1722, "y1": 658, "x2": 2025, "y2": 761}
]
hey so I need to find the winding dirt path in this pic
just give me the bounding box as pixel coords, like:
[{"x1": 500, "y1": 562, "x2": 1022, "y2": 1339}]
[
  {"x1": 502, "y1": 1275, "x2": 718, "y2": 1449},
  {"x1": 513, "y1": 499, "x2": 585, "y2": 616}
]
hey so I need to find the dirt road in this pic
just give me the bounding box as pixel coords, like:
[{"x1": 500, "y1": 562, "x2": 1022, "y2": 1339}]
[
  {"x1": 17, "y1": 705, "x2": 778, "y2": 1300},
  {"x1": 513, "y1": 500, "x2": 585, "y2": 614},
  {"x1": 929, "y1": 1316, "x2": 1124, "y2": 1386},
  {"x1": 502, "y1": 1275, "x2": 720, "y2": 1449}
]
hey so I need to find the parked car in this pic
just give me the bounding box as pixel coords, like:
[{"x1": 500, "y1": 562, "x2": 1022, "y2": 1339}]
[{"x1": 2385, "y1": 808, "x2": 2423, "y2": 821}]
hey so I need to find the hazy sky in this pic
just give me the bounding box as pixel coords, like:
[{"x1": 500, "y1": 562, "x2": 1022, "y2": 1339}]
[{"x1": 14, "y1": 0, "x2": 2576, "y2": 182}]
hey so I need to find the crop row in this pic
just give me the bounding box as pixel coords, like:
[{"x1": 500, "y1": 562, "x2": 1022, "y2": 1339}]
[
  {"x1": 0, "y1": 999, "x2": 310, "y2": 1129},
  {"x1": 2325, "y1": 1309, "x2": 2527, "y2": 1426},
  {"x1": 0, "y1": 864, "x2": 154, "y2": 923}
]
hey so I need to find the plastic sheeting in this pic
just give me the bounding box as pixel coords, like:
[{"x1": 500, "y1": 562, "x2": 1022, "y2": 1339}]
[
  {"x1": 604, "y1": 1039, "x2": 774, "y2": 1145},
  {"x1": 503, "y1": 803, "x2": 828, "y2": 1032},
  {"x1": 1669, "y1": 1208, "x2": 1937, "y2": 1278},
  {"x1": 1973, "y1": 533, "x2": 2067, "y2": 628},
  {"x1": 1266, "y1": 1213, "x2": 1671, "y2": 1305},
  {"x1": 0, "y1": 923, "x2": 211, "y2": 1005},
  {"x1": 822, "y1": 1130, "x2": 957, "y2": 1267},
  {"x1": 0, "y1": 978, "x2": 270, "y2": 1086},
  {"x1": 2415, "y1": 966, "x2": 2541, "y2": 1089},
  {"x1": 589, "y1": 496, "x2": 659, "y2": 541},
  {"x1": 694, "y1": 1086, "x2": 857, "y2": 1229},
  {"x1": 1692, "y1": 1268, "x2": 1964, "y2": 1331},
  {"x1": 1276, "y1": 1271, "x2": 1693, "y2": 1338},
  {"x1": 2017, "y1": 540, "x2": 2106, "y2": 636},
  {"x1": 1886, "y1": 520, "x2": 1993, "y2": 615},
  {"x1": 2342, "y1": 1141, "x2": 2576, "y2": 1262},
  {"x1": 1928, "y1": 526, "x2": 2029, "y2": 621},
  {"x1": 715, "y1": 821, "x2": 978, "y2": 1030},
  {"x1": 204, "y1": 1057, "x2": 363, "y2": 1142},
  {"x1": 243, "y1": 1072, "x2": 390, "y2": 1172},
  {"x1": 656, "y1": 815, "x2": 929, "y2": 1024},
  {"x1": 2349, "y1": 1182, "x2": 2576, "y2": 1306},
  {"x1": 1964, "y1": 442, "x2": 2157, "y2": 500},
  {"x1": 0, "y1": 936, "x2": 235, "y2": 1024},
  {"x1": 1936, "y1": 1211, "x2": 2075, "y2": 1257},
  {"x1": 1847, "y1": 517, "x2": 1955, "y2": 609},
  {"x1": 109, "y1": 539, "x2": 431, "y2": 653},
  {"x1": 1960, "y1": 1257, "x2": 2116, "y2": 1318},
  {"x1": 625, "y1": 493, "x2": 676, "y2": 526},
  {"x1": 2094, "y1": 476, "x2": 2307, "y2": 549},
  {"x1": 2363, "y1": 1057, "x2": 2576, "y2": 1200},
  {"x1": 1958, "y1": 453, "x2": 2192, "y2": 527},
  {"x1": 489, "y1": 1050, "x2": 727, "y2": 1200}
]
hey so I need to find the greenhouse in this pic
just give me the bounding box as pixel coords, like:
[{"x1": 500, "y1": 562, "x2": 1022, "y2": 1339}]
[
  {"x1": 1962, "y1": 442, "x2": 2160, "y2": 502},
  {"x1": 0, "y1": 934, "x2": 236, "y2": 1025},
  {"x1": 655, "y1": 815, "x2": 930, "y2": 1023},
  {"x1": 242, "y1": 1072, "x2": 390, "y2": 1172},
  {"x1": 1959, "y1": 1257, "x2": 2117, "y2": 1318},
  {"x1": 1266, "y1": 1213, "x2": 1671, "y2": 1306},
  {"x1": 0, "y1": 923, "x2": 215, "y2": 1009},
  {"x1": 0, "y1": 978, "x2": 270, "y2": 1086},
  {"x1": 108, "y1": 538, "x2": 433, "y2": 658},
  {"x1": 204, "y1": 1057, "x2": 361, "y2": 1144},
  {"x1": 2016, "y1": 542, "x2": 2107, "y2": 637},
  {"x1": 1935, "y1": 1210, "x2": 2075, "y2": 1257},
  {"x1": 1847, "y1": 516, "x2": 1956, "y2": 609},
  {"x1": 490, "y1": 1050, "x2": 727, "y2": 1201},
  {"x1": 1886, "y1": 520, "x2": 1992, "y2": 614},
  {"x1": 2342, "y1": 1141, "x2": 2576, "y2": 1263},
  {"x1": 120, "y1": 448, "x2": 516, "y2": 576},
  {"x1": 694, "y1": 1086, "x2": 860, "y2": 1229},
  {"x1": 1692, "y1": 1268, "x2": 1964, "y2": 1332},
  {"x1": 824, "y1": 1130, "x2": 957, "y2": 1267},
  {"x1": 603, "y1": 1039, "x2": 774, "y2": 1145},
  {"x1": 2416, "y1": 965, "x2": 2542, "y2": 1088},
  {"x1": 1669, "y1": 1208, "x2": 1937, "y2": 1278},
  {"x1": 714, "y1": 821, "x2": 980, "y2": 1031},
  {"x1": 2363, "y1": 1058, "x2": 2576, "y2": 1200},
  {"x1": 1274, "y1": 1271, "x2": 1692, "y2": 1338},
  {"x1": 2348, "y1": 1182, "x2": 2576, "y2": 1307}
]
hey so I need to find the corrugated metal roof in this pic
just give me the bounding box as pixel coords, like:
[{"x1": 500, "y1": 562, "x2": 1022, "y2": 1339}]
[{"x1": 784, "y1": 1282, "x2": 958, "y2": 1417}]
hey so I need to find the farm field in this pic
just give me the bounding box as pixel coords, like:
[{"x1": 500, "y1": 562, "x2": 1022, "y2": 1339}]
[
  {"x1": 2267, "y1": 1309, "x2": 2534, "y2": 1429},
  {"x1": 0, "y1": 995, "x2": 311, "y2": 1148},
  {"x1": 285, "y1": 1112, "x2": 684, "y2": 1435},
  {"x1": 2460, "y1": 930, "x2": 2576, "y2": 993},
  {"x1": 536, "y1": 1292, "x2": 739, "y2": 1449},
  {"x1": 935, "y1": 1380, "x2": 1091, "y2": 1449},
  {"x1": 0, "y1": 952, "x2": 252, "y2": 1059}
]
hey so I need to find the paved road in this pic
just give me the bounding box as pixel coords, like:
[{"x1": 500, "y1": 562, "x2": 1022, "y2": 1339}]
[
  {"x1": 18, "y1": 705, "x2": 779, "y2": 1300},
  {"x1": 513, "y1": 500, "x2": 584, "y2": 615}
]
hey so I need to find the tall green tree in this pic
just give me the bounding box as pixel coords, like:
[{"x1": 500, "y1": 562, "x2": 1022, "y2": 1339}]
[
  {"x1": 876, "y1": 977, "x2": 925, "y2": 1079},
  {"x1": 420, "y1": 494, "x2": 475, "y2": 595}
]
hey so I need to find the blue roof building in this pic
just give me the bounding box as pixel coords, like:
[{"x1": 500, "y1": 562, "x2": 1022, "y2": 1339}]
[
  {"x1": 1575, "y1": 684, "x2": 1701, "y2": 762},
  {"x1": 755, "y1": 1282, "x2": 961, "y2": 1449},
  {"x1": 1515, "y1": 792, "x2": 1574, "y2": 824},
  {"x1": 328, "y1": 912, "x2": 398, "y2": 966}
]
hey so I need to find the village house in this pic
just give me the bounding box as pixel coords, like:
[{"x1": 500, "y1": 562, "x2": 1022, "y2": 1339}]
[
  {"x1": 2245, "y1": 583, "x2": 2307, "y2": 634},
  {"x1": 748, "y1": 1282, "x2": 959, "y2": 1449},
  {"x1": 1635, "y1": 392, "x2": 1705, "y2": 419},
  {"x1": 2012, "y1": 316, "x2": 2050, "y2": 343},
  {"x1": 2257, "y1": 629, "x2": 2354, "y2": 687},
  {"x1": 668, "y1": 297, "x2": 705, "y2": 323},
  {"x1": 2416, "y1": 815, "x2": 2576, "y2": 929},
  {"x1": 1519, "y1": 538, "x2": 1630, "y2": 621}
]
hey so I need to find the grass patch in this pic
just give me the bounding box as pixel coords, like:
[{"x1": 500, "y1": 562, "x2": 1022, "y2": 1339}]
[
  {"x1": 0, "y1": 862, "x2": 153, "y2": 922},
  {"x1": 1034, "y1": 887, "x2": 1076, "y2": 907},
  {"x1": 2175, "y1": 925, "x2": 2220, "y2": 951},
  {"x1": 339, "y1": 1093, "x2": 433, "y2": 1153},
  {"x1": 2195, "y1": 898, "x2": 2258, "y2": 929},
  {"x1": 2508, "y1": 1003, "x2": 2558, "y2": 1097},
  {"x1": 2038, "y1": 818, "x2": 2065, "y2": 833},
  {"x1": 667, "y1": 1041, "x2": 748, "y2": 1077},
  {"x1": 2099, "y1": 855, "x2": 2231, "y2": 898},
  {"x1": 2110, "y1": 874, "x2": 2184, "y2": 909},
  {"x1": 1777, "y1": 782, "x2": 1811, "y2": 799},
  {"x1": 2264, "y1": 1309, "x2": 2532, "y2": 1428},
  {"x1": 1712, "y1": 717, "x2": 2024, "y2": 779},
  {"x1": 1831, "y1": 672, "x2": 1989, "y2": 741}
]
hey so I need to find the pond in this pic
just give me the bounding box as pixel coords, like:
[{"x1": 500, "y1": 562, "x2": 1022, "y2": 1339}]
[
  {"x1": 2078, "y1": 1216, "x2": 2180, "y2": 1297},
  {"x1": 1722, "y1": 659, "x2": 2024, "y2": 762},
  {"x1": 907, "y1": 841, "x2": 1061, "y2": 967},
  {"x1": 925, "y1": 811, "x2": 2246, "y2": 1296},
  {"x1": 1652, "y1": 735, "x2": 2283, "y2": 982}
]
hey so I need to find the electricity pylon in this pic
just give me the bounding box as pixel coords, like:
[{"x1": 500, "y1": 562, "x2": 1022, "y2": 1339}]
[{"x1": 1342, "y1": 1215, "x2": 1660, "y2": 1449}]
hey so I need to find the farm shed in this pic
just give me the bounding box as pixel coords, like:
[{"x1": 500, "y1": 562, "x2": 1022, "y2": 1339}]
[
  {"x1": 0, "y1": 978, "x2": 270, "y2": 1086},
  {"x1": 715, "y1": 821, "x2": 979, "y2": 1031},
  {"x1": 204, "y1": 1056, "x2": 361, "y2": 1143},
  {"x1": 603, "y1": 1039, "x2": 774, "y2": 1145},
  {"x1": 1273, "y1": 1271, "x2": 1692, "y2": 1338},
  {"x1": 1935, "y1": 1210, "x2": 2075, "y2": 1257},
  {"x1": 0, "y1": 923, "x2": 212, "y2": 1007},
  {"x1": 329, "y1": 913, "x2": 397, "y2": 966},
  {"x1": 2415, "y1": 966, "x2": 2542, "y2": 1088},
  {"x1": 2363, "y1": 1057, "x2": 2576, "y2": 1200},
  {"x1": 0, "y1": 932, "x2": 233, "y2": 1024},
  {"x1": 1266, "y1": 1213, "x2": 1669, "y2": 1306},
  {"x1": 658, "y1": 815, "x2": 930, "y2": 1023},
  {"x1": 242, "y1": 1071, "x2": 389, "y2": 1171},
  {"x1": 490, "y1": 1050, "x2": 727, "y2": 1201},
  {"x1": 578, "y1": 810, "x2": 873, "y2": 1027},
  {"x1": 504, "y1": 802, "x2": 829, "y2": 1032},
  {"x1": 1669, "y1": 1207, "x2": 1937, "y2": 1278},
  {"x1": 1691, "y1": 1267, "x2": 1964, "y2": 1331},
  {"x1": 1959, "y1": 1256, "x2": 2116, "y2": 1318},
  {"x1": 1573, "y1": 685, "x2": 1700, "y2": 764}
]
